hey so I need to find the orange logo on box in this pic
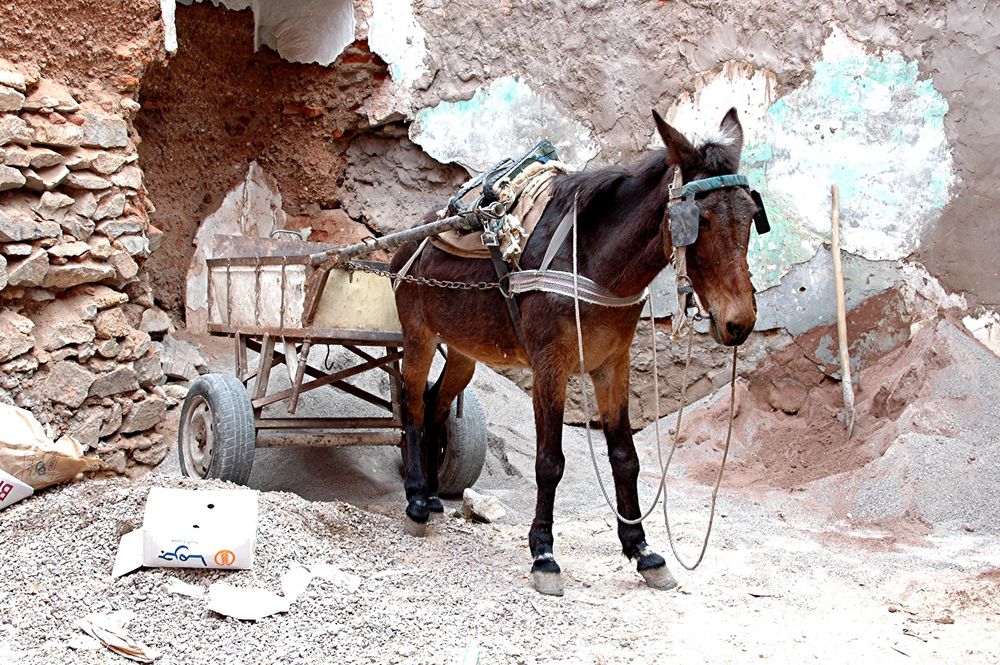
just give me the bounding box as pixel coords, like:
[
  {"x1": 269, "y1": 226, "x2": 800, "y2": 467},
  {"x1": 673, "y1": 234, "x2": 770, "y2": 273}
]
[{"x1": 214, "y1": 549, "x2": 237, "y2": 566}]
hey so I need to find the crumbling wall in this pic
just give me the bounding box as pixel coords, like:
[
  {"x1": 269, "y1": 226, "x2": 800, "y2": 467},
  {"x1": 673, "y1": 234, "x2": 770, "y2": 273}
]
[{"x1": 0, "y1": 0, "x2": 173, "y2": 476}]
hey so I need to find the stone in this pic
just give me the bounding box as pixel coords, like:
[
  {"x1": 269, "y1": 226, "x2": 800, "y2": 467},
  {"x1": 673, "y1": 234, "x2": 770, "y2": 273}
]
[
  {"x1": 3, "y1": 146, "x2": 30, "y2": 167},
  {"x1": 0, "y1": 114, "x2": 32, "y2": 146},
  {"x1": 118, "y1": 234, "x2": 149, "y2": 257},
  {"x1": 135, "y1": 353, "x2": 164, "y2": 388},
  {"x1": 22, "y1": 80, "x2": 79, "y2": 113},
  {"x1": 64, "y1": 171, "x2": 111, "y2": 190},
  {"x1": 99, "y1": 403, "x2": 123, "y2": 437},
  {"x1": 94, "y1": 307, "x2": 133, "y2": 339},
  {"x1": 462, "y1": 488, "x2": 507, "y2": 523},
  {"x1": 0, "y1": 86, "x2": 24, "y2": 112},
  {"x1": 96, "y1": 216, "x2": 143, "y2": 237},
  {"x1": 163, "y1": 359, "x2": 198, "y2": 382},
  {"x1": 161, "y1": 336, "x2": 209, "y2": 372},
  {"x1": 90, "y1": 151, "x2": 128, "y2": 175},
  {"x1": 42, "y1": 260, "x2": 115, "y2": 289},
  {"x1": 2, "y1": 243, "x2": 32, "y2": 256},
  {"x1": 109, "y1": 250, "x2": 138, "y2": 280},
  {"x1": 62, "y1": 148, "x2": 92, "y2": 170},
  {"x1": 7, "y1": 248, "x2": 49, "y2": 287},
  {"x1": 60, "y1": 214, "x2": 95, "y2": 241},
  {"x1": 26, "y1": 146, "x2": 63, "y2": 168},
  {"x1": 96, "y1": 338, "x2": 121, "y2": 358},
  {"x1": 29, "y1": 118, "x2": 84, "y2": 148},
  {"x1": 79, "y1": 107, "x2": 128, "y2": 148},
  {"x1": 89, "y1": 366, "x2": 139, "y2": 397},
  {"x1": 41, "y1": 360, "x2": 94, "y2": 407},
  {"x1": 33, "y1": 191, "x2": 75, "y2": 221},
  {"x1": 103, "y1": 450, "x2": 127, "y2": 474},
  {"x1": 110, "y1": 166, "x2": 141, "y2": 189},
  {"x1": 0, "y1": 254, "x2": 5, "y2": 290},
  {"x1": 0, "y1": 164, "x2": 24, "y2": 190},
  {"x1": 87, "y1": 236, "x2": 113, "y2": 259},
  {"x1": 71, "y1": 408, "x2": 104, "y2": 448},
  {"x1": 163, "y1": 383, "x2": 189, "y2": 406},
  {"x1": 117, "y1": 329, "x2": 151, "y2": 362},
  {"x1": 22, "y1": 164, "x2": 69, "y2": 191},
  {"x1": 76, "y1": 284, "x2": 129, "y2": 309},
  {"x1": 47, "y1": 241, "x2": 90, "y2": 258},
  {"x1": 33, "y1": 297, "x2": 97, "y2": 350},
  {"x1": 0, "y1": 67, "x2": 25, "y2": 92},
  {"x1": 767, "y1": 378, "x2": 809, "y2": 415},
  {"x1": 93, "y1": 191, "x2": 125, "y2": 220},
  {"x1": 147, "y1": 225, "x2": 163, "y2": 253},
  {"x1": 0, "y1": 195, "x2": 61, "y2": 241},
  {"x1": 140, "y1": 308, "x2": 173, "y2": 336},
  {"x1": 120, "y1": 395, "x2": 166, "y2": 434},
  {"x1": 0, "y1": 310, "x2": 34, "y2": 362},
  {"x1": 70, "y1": 191, "x2": 97, "y2": 218}
]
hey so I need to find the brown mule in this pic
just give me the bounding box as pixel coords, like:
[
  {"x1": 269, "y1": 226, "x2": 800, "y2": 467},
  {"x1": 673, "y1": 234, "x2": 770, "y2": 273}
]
[{"x1": 391, "y1": 109, "x2": 758, "y2": 595}]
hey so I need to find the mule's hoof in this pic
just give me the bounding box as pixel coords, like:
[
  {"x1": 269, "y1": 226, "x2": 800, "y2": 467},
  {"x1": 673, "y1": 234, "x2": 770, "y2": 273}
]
[
  {"x1": 427, "y1": 496, "x2": 444, "y2": 513},
  {"x1": 403, "y1": 515, "x2": 428, "y2": 537},
  {"x1": 639, "y1": 564, "x2": 677, "y2": 590},
  {"x1": 532, "y1": 571, "x2": 564, "y2": 597}
]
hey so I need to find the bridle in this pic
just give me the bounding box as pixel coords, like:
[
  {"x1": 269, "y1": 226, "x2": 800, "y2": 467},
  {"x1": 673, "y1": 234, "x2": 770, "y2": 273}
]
[{"x1": 663, "y1": 166, "x2": 770, "y2": 336}]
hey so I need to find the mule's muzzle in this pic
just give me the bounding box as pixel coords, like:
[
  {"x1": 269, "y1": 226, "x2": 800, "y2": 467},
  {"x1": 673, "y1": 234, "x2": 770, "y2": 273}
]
[{"x1": 709, "y1": 308, "x2": 755, "y2": 347}]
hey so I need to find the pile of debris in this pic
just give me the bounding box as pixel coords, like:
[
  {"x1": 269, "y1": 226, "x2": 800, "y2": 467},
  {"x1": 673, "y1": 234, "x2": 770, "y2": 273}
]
[{"x1": 0, "y1": 58, "x2": 166, "y2": 476}]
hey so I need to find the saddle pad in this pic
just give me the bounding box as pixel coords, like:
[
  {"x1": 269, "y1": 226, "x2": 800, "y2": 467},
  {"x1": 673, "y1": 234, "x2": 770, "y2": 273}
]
[{"x1": 429, "y1": 163, "x2": 564, "y2": 260}]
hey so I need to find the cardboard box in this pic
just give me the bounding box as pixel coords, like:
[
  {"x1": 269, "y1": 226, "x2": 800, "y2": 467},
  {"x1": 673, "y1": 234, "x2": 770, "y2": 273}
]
[
  {"x1": 0, "y1": 468, "x2": 33, "y2": 511},
  {"x1": 114, "y1": 487, "x2": 258, "y2": 578}
]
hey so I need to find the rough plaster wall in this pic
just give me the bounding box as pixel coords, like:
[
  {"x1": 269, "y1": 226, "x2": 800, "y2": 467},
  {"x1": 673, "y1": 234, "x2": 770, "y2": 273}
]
[
  {"x1": 918, "y1": 0, "x2": 1000, "y2": 308},
  {"x1": 134, "y1": 3, "x2": 388, "y2": 315}
]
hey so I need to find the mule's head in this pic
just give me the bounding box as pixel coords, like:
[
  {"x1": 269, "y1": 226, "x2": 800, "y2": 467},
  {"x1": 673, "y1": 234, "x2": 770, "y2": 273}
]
[{"x1": 653, "y1": 108, "x2": 758, "y2": 346}]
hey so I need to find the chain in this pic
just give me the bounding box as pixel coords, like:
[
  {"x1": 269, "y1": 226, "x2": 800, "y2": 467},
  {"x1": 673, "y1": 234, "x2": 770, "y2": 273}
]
[{"x1": 342, "y1": 261, "x2": 500, "y2": 291}]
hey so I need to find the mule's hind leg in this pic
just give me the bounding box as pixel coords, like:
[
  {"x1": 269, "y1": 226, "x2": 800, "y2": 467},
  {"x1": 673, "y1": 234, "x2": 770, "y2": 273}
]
[
  {"x1": 400, "y1": 330, "x2": 437, "y2": 536},
  {"x1": 422, "y1": 349, "x2": 477, "y2": 511},
  {"x1": 591, "y1": 353, "x2": 676, "y2": 590},
  {"x1": 528, "y1": 358, "x2": 570, "y2": 596}
]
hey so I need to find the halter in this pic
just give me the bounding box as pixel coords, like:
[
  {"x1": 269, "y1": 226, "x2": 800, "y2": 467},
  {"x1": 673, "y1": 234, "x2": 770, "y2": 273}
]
[{"x1": 666, "y1": 167, "x2": 769, "y2": 337}]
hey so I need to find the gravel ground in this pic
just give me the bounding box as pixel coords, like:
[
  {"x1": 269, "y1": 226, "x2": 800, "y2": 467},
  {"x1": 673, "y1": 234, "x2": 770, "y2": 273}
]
[{"x1": 3, "y1": 324, "x2": 1000, "y2": 664}]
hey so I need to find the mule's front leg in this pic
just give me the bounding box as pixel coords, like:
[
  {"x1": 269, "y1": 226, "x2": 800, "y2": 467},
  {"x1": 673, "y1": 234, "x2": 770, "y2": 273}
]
[
  {"x1": 592, "y1": 354, "x2": 677, "y2": 590},
  {"x1": 528, "y1": 364, "x2": 569, "y2": 596},
  {"x1": 400, "y1": 339, "x2": 436, "y2": 537}
]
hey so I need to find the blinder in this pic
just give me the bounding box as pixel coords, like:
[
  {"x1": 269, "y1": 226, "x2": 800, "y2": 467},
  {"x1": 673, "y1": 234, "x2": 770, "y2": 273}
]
[{"x1": 667, "y1": 173, "x2": 771, "y2": 248}]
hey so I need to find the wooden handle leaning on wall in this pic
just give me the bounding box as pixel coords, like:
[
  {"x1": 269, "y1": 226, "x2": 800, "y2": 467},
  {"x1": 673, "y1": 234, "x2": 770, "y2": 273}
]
[{"x1": 831, "y1": 184, "x2": 856, "y2": 438}]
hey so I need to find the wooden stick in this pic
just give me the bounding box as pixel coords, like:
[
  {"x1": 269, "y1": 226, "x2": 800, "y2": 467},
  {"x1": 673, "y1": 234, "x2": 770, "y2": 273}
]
[{"x1": 831, "y1": 184, "x2": 855, "y2": 438}]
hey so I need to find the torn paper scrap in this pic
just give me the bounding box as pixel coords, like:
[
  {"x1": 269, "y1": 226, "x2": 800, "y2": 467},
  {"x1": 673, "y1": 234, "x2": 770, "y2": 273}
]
[{"x1": 76, "y1": 611, "x2": 159, "y2": 663}]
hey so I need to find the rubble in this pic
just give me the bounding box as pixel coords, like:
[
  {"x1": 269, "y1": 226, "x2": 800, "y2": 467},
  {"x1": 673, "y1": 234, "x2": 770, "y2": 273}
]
[{"x1": 462, "y1": 488, "x2": 507, "y2": 523}]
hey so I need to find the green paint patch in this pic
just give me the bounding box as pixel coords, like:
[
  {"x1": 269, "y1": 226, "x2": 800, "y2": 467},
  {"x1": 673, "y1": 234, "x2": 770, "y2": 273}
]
[{"x1": 741, "y1": 30, "x2": 955, "y2": 288}]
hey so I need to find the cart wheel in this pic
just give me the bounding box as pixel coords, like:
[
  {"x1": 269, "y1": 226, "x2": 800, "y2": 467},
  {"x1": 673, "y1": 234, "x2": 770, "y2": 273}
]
[
  {"x1": 178, "y1": 373, "x2": 256, "y2": 484},
  {"x1": 438, "y1": 390, "x2": 488, "y2": 496}
]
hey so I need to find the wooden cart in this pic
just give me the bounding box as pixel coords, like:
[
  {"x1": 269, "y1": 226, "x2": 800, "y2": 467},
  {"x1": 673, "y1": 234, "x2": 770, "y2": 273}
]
[{"x1": 177, "y1": 234, "x2": 487, "y2": 495}]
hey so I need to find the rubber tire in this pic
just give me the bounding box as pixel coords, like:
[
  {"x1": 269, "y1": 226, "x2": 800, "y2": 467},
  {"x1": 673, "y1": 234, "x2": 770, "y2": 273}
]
[
  {"x1": 437, "y1": 390, "x2": 488, "y2": 496},
  {"x1": 177, "y1": 373, "x2": 256, "y2": 485}
]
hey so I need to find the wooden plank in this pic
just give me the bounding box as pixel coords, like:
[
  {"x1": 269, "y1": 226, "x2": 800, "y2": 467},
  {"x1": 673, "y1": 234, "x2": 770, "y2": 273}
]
[
  {"x1": 253, "y1": 334, "x2": 275, "y2": 406},
  {"x1": 255, "y1": 417, "x2": 399, "y2": 430},
  {"x1": 251, "y1": 349, "x2": 404, "y2": 410},
  {"x1": 256, "y1": 430, "x2": 402, "y2": 447}
]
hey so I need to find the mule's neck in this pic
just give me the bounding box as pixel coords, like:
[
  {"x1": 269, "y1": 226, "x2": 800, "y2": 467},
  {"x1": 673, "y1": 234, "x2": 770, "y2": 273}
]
[{"x1": 581, "y1": 161, "x2": 674, "y2": 297}]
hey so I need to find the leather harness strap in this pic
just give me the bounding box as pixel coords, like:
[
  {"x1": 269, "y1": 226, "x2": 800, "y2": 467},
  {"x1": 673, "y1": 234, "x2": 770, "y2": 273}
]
[{"x1": 486, "y1": 242, "x2": 530, "y2": 351}]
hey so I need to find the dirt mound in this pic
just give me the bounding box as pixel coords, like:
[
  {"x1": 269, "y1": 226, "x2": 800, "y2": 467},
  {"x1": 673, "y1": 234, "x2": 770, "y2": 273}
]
[{"x1": 636, "y1": 317, "x2": 1000, "y2": 535}]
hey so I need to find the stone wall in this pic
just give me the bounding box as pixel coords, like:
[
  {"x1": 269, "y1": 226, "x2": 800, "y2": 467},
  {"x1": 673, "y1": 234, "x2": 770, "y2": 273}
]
[{"x1": 0, "y1": 57, "x2": 173, "y2": 475}]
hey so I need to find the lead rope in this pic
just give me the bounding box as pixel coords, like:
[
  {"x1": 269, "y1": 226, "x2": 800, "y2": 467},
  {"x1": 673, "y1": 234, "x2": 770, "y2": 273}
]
[{"x1": 571, "y1": 195, "x2": 739, "y2": 568}]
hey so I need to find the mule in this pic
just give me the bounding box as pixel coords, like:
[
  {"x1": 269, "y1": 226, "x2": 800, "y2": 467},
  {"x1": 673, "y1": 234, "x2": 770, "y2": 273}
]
[{"x1": 390, "y1": 108, "x2": 758, "y2": 595}]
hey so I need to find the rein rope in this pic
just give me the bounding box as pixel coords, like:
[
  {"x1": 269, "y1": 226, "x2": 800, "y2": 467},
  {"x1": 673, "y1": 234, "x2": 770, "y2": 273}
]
[{"x1": 570, "y1": 185, "x2": 739, "y2": 571}]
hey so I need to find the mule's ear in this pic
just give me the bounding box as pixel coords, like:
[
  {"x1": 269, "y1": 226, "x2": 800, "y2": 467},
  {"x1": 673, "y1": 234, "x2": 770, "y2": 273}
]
[
  {"x1": 719, "y1": 107, "x2": 744, "y2": 155},
  {"x1": 652, "y1": 109, "x2": 698, "y2": 169}
]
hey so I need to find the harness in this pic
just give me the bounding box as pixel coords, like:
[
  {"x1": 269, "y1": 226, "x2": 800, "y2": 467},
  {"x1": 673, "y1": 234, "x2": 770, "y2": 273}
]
[{"x1": 406, "y1": 141, "x2": 771, "y2": 349}]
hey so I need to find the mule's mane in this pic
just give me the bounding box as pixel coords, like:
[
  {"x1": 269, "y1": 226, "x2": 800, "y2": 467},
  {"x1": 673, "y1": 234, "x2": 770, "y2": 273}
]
[{"x1": 547, "y1": 149, "x2": 670, "y2": 222}]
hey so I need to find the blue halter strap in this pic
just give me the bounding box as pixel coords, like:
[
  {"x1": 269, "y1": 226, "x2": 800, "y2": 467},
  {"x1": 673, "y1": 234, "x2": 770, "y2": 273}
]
[{"x1": 670, "y1": 174, "x2": 749, "y2": 200}]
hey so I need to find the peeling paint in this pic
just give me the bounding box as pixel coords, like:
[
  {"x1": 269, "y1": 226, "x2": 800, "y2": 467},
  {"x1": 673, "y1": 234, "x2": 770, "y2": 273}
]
[
  {"x1": 368, "y1": 0, "x2": 428, "y2": 87},
  {"x1": 747, "y1": 29, "x2": 955, "y2": 287},
  {"x1": 409, "y1": 76, "x2": 600, "y2": 173}
]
